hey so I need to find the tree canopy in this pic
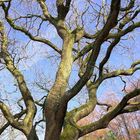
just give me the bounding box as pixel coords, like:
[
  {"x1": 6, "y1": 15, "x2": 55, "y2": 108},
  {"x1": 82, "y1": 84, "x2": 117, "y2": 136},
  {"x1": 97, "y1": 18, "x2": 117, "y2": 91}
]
[{"x1": 0, "y1": 0, "x2": 140, "y2": 140}]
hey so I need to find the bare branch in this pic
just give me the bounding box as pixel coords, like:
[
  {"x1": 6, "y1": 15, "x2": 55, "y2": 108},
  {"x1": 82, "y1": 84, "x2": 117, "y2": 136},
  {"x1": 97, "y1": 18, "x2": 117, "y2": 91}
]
[
  {"x1": 97, "y1": 101, "x2": 112, "y2": 111},
  {"x1": 0, "y1": 109, "x2": 26, "y2": 135},
  {"x1": 0, "y1": 0, "x2": 10, "y2": 5},
  {"x1": 99, "y1": 37, "x2": 120, "y2": 76},
  {"x1": 56, "y1": 0, "x2": 71, "y2": 19},
  {"x1": 120, "y1": 0, "x2": 135, "y2": 11},
  {"x1": 0, "y1": 21, "x2": 36, "y2": 134},
  {"x1": 102, "y1": 61, "x2": 140, "y2": 81},
  {"x1": 66, "y1": 81, "x2": 97, "y2": 126},
  {"x1": 76, "y1": 21, "x2": 140, "y2": 60},
  {"x1": 1, "y1": 3, "x2": 62, "y2": 54},
  {"x1": 66, "y1": 0, "x2": 121, "y2": 100},
  {"x1": 121, "y1": 102, "x2": 140, "y2": 113},
  {"x1": 79, "y1": 88, "x2": 140, "y2": 137},
  {"x1": 0, "y1": 101, "x2": 25, "y2": 132},
  {"x1": 37, "y1": 0, "x2": 53, "y2": 21}
]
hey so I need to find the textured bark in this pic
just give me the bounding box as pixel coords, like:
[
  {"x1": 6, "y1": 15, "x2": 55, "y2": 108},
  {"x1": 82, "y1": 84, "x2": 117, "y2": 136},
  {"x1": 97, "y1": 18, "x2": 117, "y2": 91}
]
[
  {"x1": 27, "y1": 128, "x2": 39, "y2": 140},
  {"x1": 44, "y1": 35, "x2": 74, "y2": 140},
  {"x1": 44, "y1": 98, "x2": 67, "y2": 140},
  {"x1": 60, "y1": 124, "x2": 79, "y2": 140}
]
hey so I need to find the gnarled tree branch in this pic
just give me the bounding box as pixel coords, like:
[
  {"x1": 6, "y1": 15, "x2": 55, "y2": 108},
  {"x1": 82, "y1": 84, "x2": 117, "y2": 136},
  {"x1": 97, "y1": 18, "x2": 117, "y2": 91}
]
[
  {"x1": 0, "y1": 21, "x2": 36, "y2": 136},
  {"x1": 66, "y1": 0, "x2": 121, "y2": 100},
  {"x1": 79, "y1": 88, "x2": 140, "y2": 137}
]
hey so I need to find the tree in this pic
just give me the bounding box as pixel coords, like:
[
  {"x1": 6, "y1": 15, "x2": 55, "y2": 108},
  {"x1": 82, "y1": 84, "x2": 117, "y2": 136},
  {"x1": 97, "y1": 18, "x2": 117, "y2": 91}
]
[{"x1": 0, "y1": 0, "x2": 140, "y2": 140}]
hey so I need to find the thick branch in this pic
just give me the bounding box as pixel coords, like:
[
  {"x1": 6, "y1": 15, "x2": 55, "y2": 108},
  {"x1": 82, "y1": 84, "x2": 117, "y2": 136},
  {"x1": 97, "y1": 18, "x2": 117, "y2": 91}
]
[
  {"x1": 0, "y1": 21, "x2": 36, "y2": 135},
  {"x1": 66, "y1": 81, "x2": 97, "y2": 126},
  {"x1": 37, "y1": 0, "x2": 54, "y2": 21},
  {"x1": 79, "y1": 88, "x2": 140, "y2": 137},
  {"x1": 0, "y1": 101, "x2": 26, "y2": 132},
  {"x1": 76, "y1": 21, "x2": 140, "y2": 60},
  {"x1": 0, "y1": 109, "x2": 26, "y2": 135},
  {"x1": 56, "y1": 0, "x2": 71, "y2": 19},
  {"x1": 76, "y1": 9, "x2": 140, "y2": 59},
  {"x1": 108, "y1": 21, "x2": 140, "y2": 39},
  {"x1": 98, "y1": 8, "x2": 140, "y2": 76},
  {"x1": 66, "y1": 0, "x2": 121, "y2": 100},
  {"x1": 121, "y1": 102, "x2": 140, "y2": 113},
  {"x1": 122, "y1": 104, "x2": 140, "y2": 113},
  {"x1": 93, "y1": 60, "x2": 140, "y2": 88},
  {"x1": 0, "y1": 0, "x2": 10, "y2": 5},
  {"x1": 103, "y1": 65, "x2": 140, "y2": 80},
  {"x1": 120, "y1": 0, "x2": 135, "y2": 11}
]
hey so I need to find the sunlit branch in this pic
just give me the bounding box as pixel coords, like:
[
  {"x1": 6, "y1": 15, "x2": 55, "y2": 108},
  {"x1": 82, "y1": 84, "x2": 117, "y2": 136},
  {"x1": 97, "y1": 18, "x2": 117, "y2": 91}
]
[
  {"x1": 37, "y1": 0, "x2": 53, "y2": 21},
  {"x1": 0, "y1": 21, "x2": 36, "y2": 134},
  {"x1": 102, "y1": 62, "x2": 140, "y2": 81},
  {"x1": 121, "y1": 102, "x2": 140, "y2": 113},
  {"x1": 0, "y1": 101, "x2": 25, "y2": 131},
  {"x1": 66, "y1": 80, "x2": 97, "y2": 126},
  {"x1": 76, "y1": 8, "x2": 140, "y2": 59},
  {"x1": 0, "y1": 109, "x2": 26, "y2": 135},
  {"x1": 0, "y1": 0, "x2": 10, "y2": 5},
  {"x1": 76, "y1": 21, "x2": 140, "y2": 60}
]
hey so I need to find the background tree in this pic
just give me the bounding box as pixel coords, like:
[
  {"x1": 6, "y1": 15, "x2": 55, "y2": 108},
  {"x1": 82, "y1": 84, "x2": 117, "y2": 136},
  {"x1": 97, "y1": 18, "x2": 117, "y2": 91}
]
[{"x1": 0, "y1": 0, "x2": 140, "y2": 140}]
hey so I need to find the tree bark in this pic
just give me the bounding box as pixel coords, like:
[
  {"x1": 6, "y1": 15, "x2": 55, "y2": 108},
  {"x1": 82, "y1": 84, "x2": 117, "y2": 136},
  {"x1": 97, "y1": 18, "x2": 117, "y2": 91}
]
[
  {"x1": 44, "y1": 35, "x2": 74, "y2": 140},
  {"x1": 44, "y1": 99, "x2": 67, "y2": 140},
  {"x1": 60, "y1": 124, "x2": 79, "y2": 140},
  {"x1": 27, "y1": 127, "x2": 39, "y2": 140}
]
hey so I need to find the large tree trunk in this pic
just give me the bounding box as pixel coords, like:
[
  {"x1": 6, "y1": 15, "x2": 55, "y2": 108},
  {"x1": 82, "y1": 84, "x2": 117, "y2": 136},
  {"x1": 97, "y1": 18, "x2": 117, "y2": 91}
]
[
  {"x1": 44, "y1": 97, "x2": 67, "y2": 140},
  {"x1": 44, "y1": 33, "x2": 74, "y2": 140}
]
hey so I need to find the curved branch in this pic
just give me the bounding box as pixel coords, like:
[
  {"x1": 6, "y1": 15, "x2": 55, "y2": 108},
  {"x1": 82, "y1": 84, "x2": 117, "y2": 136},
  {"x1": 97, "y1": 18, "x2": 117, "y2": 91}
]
[
  {"x1": 103, "y1": 65, "x2": 140, "y2": 81},
  {"x1": 107, "y1": 21, "x2": 140, "y2": 39},
  {"x1": 99, "y1": 37, "x2": 120, "y2": 76},
  {"x1": 0, "y1": 101, "x2": 26, "y2": 132},
  {"x1": 97, "y1": 101, "x2": 112, "y2": 111},
  {"x1": 0, "y1": 0, "x2": 10, "y2": 5},
  {"x1": 76, "y1": 8, "x2": 140, "y2": 59},
  {"x1": 66, "y1": 0, "x2": 121, "y2": 100},
  {"x1": 76, "y1": 21, "x2": 140, "y2": 60},
  {"x1": 121, "y1": 102, "x2": 140, "y2": 113},
  {"x1": 98, "y1": 8, "x2": 140, "y2": 76},
  {"x1": 1, "y1": 3, "x2": 61, "y2": 54},
  {"x1": 37, "y1": 0, "x2": 55, "y2": 22},
  {"x1": 66, "y1": 81, "x2": 97, "y2": 125},
  {"x1": 120, "y1": 0, "x2": 135, "y2": 11},
  {"x1": 93, "y1": 60, "x2": 140, "y2": 87},
  {"x1": 0, "y1": 109, "x2": 26, "y2": 135},
  {"x1": 79, "y1": 88, "x2": 140, "y2": 137},
  {"x1": 56, "y1": 0, "x2": 71, "y2": 19},
  {"x1": 0, "y1": 21, "x2": 36, "y2": 135}
]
